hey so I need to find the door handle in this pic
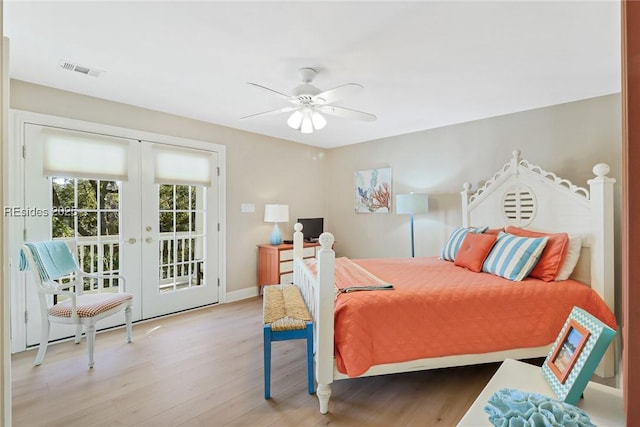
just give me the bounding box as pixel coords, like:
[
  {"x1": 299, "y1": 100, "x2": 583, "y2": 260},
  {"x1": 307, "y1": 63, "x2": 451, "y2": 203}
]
[
  {"x1": 145, "y1": 237, "x2": 155, "y2": 243},
  {"x1": 126, "y1": 238, "x2": 136, "y2": 244}
]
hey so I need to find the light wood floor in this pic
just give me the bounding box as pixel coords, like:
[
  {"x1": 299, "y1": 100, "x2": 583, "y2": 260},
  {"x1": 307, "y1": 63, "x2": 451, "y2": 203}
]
[{"x1": 12, "y1": 297, "x2": 502, "y2": 426}]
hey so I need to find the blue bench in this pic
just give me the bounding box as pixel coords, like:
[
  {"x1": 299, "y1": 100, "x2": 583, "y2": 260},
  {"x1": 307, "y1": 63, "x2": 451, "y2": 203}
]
[{"x1": 263, "y1": 284, "x2": 314, "y2": 399}]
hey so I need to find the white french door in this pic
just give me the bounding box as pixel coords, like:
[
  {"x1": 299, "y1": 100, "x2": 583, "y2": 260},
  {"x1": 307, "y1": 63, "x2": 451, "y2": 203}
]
[
  {"x1": 22, "y1": 123, "x2": 219, "y2": 345},
  {"x1": 137, "y1": 142, "x2": 219, "y2": 318}
]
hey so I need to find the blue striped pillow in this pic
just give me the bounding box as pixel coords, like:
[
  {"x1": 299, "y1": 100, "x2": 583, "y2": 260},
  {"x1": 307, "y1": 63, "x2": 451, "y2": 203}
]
[
  {"x1": 483, "y1": 232, "x2": 549, "y2": 281},
  {"x1": 440, "y1": 226, "x2": 487, "y2": 261}
]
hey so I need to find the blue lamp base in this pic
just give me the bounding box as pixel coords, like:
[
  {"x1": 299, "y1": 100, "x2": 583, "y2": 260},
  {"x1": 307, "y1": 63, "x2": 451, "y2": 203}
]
[{"x1": 270, "y1": 223, "x2": 282, "y2": 245}]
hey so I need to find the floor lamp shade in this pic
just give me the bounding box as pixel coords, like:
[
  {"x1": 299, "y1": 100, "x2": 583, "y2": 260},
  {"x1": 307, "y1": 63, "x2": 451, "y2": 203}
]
[
  {"x1": 264, "y1": 204, "x2": 289, "y2": 245},
  {"x1": 396, "y1": 193, "x2": 429, "y2": 257},
  {"x1": 396, "y1": 193, "x2": 429, "y2": 215}
]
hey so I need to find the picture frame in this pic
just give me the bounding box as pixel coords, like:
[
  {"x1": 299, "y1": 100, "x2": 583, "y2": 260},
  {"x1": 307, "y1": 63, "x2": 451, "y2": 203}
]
[
  {"x1": 542, "y1": 306, "x2": 616, "y2": 404},
  {"x1": 547, "y1": 318, "x2": 591, "y2": 385},
  {"x1": 354, "y1": 167, "x2": 391, "y2": 213}
]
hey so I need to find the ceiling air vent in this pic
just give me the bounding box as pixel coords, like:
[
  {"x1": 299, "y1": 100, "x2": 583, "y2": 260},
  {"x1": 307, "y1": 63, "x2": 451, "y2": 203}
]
[{"x1": 59, "y1": 60, "x2": 104, "y2": 78}]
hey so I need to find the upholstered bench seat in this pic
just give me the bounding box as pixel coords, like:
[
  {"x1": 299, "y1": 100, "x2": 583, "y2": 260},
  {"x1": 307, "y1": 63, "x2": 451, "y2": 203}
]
[{"x1": 263, "y1": 284, "x2": 314, "y2": 399}]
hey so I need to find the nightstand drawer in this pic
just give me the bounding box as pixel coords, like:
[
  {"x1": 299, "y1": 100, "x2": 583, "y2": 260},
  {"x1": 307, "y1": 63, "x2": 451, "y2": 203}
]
[
  {"x1": 280, "y1": 260, "x2": 294, "y2": 273},
  {"x1": 280, "y1": 250, "x2": 294, "y2": 261},
  {"x1": 280, "y1": 272, "x2": 294, "y2": 284}
]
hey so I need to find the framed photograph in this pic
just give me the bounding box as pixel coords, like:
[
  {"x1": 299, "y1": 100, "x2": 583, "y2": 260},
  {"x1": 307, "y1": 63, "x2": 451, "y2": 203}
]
[
  {"x1": 354, "y1": 167, "x2": 391, "y2": 213},
  {"x1": 542, "y1": 306, "x2": 616, "y2": 404},
  {"x1": 547, "y1": 319, "x2": 590, "y2": 384}
]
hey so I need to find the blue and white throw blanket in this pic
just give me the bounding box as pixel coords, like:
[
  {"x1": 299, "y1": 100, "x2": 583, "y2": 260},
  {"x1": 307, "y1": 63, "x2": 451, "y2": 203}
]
[
  {"x1": 484, "y1": 388, "x2": 595, "y2": 427},
  {"x1": 19, "y1": 241, "x2": 78, "y2": 282}
]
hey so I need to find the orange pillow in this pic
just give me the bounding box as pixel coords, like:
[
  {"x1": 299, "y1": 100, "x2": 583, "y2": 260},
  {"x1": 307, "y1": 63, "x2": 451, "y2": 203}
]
[
  {"x1": 484, "y1": 227, "x2": 505, "y2": 235},
  {"x1": 454, "y1": 232, "x2": 497, "y2": 273},
  {"x1": 505, "y1": 226, "x2": 569, "y2": 281}
]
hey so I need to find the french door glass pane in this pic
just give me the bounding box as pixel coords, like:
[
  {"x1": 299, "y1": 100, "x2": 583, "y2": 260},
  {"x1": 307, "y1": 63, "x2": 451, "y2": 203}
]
[
  {"x1": 157, "y1": 184, "x2": 206, "y2": 293},
  {"x1": 50, "y1": 177, "x2": 121, "y2": 297}
]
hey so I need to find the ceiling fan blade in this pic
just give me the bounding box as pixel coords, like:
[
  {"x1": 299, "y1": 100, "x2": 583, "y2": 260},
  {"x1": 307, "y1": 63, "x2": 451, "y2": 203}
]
[
  {"x1": 313, "y1": 83, "x2": 363, "y2": 105},
  {"x1": 317, "y1": 105, "x2": 377, "y2": 122},
  {"x1": 240, "y1": 106, "x2": 296, "y2": 120},
  {"x1": 247, "y1": 82, "x2": 297, "y2": 103}
]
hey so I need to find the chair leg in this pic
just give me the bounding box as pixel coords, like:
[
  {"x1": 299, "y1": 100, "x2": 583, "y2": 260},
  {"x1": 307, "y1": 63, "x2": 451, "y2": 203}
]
[
  {"x1": 264, "y1": 325, "x2": 272, "y2": 399},
  {"x1": 125, "y1": 305, "x2": 132, "y2": 343},
  {"x1": 74, "y1": 324, "x2": 83, "y2": 344},
  {"x1": 86, "y1": 323, "x2": 96, "y2": 368},
  {"x1": 34, "y1": 317, "x2": 50, "y2": 366}
]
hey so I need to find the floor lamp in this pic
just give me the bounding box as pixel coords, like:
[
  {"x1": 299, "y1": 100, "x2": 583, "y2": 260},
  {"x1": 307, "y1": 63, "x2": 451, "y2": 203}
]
[{"x1": 396, "y1": 193, "x2": 429, "y2": 257}]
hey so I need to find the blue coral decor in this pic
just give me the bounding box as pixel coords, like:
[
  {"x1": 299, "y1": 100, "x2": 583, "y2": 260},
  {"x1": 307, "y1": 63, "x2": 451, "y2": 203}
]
[{"x1": 484, "y1": 388, "x2": 595, "y2": 427}]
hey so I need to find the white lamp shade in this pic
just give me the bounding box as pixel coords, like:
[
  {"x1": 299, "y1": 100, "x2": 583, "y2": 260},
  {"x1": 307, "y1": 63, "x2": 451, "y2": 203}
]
[
  {"x1": 287, "y1": 110, "x2": 303, "y2": 129},
  {"x1": 311, "y1": 111, "x2": 327, "y2": 130},
  {"x1": 396, "y1": 193, "x2": 429, "y2": 215},
  {"x1": 300, "y1": 108, "x2": 314, "y2": 134},
  {"x1": 264, "y1": 204, "x2": 289, "y2": 223},
  {"x1": 287, "y1": 107, "x2": 326, "y2": 134}
]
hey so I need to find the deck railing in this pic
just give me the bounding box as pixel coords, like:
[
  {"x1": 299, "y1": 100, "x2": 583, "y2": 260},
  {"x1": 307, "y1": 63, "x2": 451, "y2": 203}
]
[{"x1": 54, "y1": 234, "x2": 204, "y2": 296}]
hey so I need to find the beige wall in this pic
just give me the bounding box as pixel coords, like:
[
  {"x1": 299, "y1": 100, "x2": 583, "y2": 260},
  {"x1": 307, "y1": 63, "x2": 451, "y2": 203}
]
[
  {"x1": 325, "y1": 94, "x2": 621, "y2": 264},
  {"x1": 10, "y1": 79, "x2": 327, "y2": 295},
  {"x1": 10, "y1": 80, "x2": 621, "y2": 300}
]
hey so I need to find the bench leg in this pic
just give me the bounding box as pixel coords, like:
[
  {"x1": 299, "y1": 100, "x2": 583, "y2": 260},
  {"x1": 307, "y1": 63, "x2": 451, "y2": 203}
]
[
  {"x1": 306, "y1": 323, "x2": 314, "y2": 394},
  {"x1": 264, "y1": 325, "x2": 272, "y2": 399}
]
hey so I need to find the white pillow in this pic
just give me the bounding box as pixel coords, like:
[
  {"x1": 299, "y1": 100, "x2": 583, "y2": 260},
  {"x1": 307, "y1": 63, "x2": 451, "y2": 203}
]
[{"x1": 555, "y1": 235, "x2": 583, "y2": 281}]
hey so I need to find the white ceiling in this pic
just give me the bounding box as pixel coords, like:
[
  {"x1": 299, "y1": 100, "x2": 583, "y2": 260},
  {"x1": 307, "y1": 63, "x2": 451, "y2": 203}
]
[{"x1": 3, "y1": 1, "x2": 621, "y2": 149}]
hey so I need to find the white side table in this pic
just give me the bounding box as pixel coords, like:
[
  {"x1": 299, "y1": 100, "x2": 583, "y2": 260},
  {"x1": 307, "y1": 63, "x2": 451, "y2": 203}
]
[{"x1": 458, "y1": 358, "x2": 625, "y2": 426}]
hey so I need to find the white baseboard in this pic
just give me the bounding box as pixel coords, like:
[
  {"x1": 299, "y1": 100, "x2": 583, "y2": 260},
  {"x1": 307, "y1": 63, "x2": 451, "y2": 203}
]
[{"x1": 226, "y1": 286, "x2": 259, "y2": 303}]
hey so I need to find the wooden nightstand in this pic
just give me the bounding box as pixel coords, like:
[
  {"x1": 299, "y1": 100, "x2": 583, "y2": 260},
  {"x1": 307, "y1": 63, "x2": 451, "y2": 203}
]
[{"x1": 257, "y1": 242, "x2": 320, "y2": 289}]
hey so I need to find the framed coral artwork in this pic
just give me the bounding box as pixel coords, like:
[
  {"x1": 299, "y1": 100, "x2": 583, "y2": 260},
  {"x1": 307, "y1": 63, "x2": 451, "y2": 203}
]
[{"x1": 354, "y1": 168, "x2": 391, "y2": 213}]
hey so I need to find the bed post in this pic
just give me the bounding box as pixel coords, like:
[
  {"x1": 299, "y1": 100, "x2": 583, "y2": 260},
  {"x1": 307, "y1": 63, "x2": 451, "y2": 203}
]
[
  {"x1": 461, "y1": 182, "x2": 472, "y2": 227},
  {"x1": 293, "y1": 222, "x2": 303, "y2": 259},
  {"x1": 315, "y1": 232, "x2": 335, "y2": 414},
  {"x1": 588, "y1": 163, "x2": 616, "y2": 378}
]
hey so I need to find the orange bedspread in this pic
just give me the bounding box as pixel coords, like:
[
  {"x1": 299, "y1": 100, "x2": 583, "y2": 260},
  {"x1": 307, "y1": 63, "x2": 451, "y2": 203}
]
[{"x1": 333, "y1": 257, "x2": 617, "y2": 377}]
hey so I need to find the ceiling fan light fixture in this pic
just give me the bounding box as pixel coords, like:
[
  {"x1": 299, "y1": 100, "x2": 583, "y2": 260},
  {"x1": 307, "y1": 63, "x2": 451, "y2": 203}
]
[
  {"x1": 300, "y1": 117, "x2": 314, "y2": 134},
  {"x1": 299, "y1": 107, "x2": 314, "y2": 134},
  {"x1": 287, "y1": 110, "x2": 303, "y2": 129},
  {"x1": 311, "y1": 111, "x2": 327, "y2": 130}
]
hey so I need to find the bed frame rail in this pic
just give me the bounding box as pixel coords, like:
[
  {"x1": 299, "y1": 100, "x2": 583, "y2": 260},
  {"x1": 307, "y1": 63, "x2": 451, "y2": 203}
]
[
  {"x1": 292, "y1": 223, "x2": 335, "y2": 414},
  {"x1": 293, "y1": 225, "x2": 318, "y2": 322}
]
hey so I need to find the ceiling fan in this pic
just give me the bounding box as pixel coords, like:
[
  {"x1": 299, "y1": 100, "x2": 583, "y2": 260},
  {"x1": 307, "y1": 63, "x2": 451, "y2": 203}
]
[{"x1": 242, "y1": 67, "x2": 376, "y2": 134}]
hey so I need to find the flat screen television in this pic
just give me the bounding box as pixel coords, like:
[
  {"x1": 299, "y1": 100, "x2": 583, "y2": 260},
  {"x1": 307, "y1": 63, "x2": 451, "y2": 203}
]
[{"x1": 297, "y1": 218, "x2": 324, "y2": 242}]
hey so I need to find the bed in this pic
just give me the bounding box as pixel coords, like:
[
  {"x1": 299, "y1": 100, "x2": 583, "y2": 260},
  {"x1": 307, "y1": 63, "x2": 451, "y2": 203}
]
[{"x1": 291, "y1": 150, "x2": 617, "y2": 414}]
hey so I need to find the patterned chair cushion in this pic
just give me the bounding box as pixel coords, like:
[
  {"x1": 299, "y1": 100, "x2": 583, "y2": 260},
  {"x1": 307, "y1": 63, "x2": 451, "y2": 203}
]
[{"x1": 49, "y1": 293, "x2": 133, "y2": 318}]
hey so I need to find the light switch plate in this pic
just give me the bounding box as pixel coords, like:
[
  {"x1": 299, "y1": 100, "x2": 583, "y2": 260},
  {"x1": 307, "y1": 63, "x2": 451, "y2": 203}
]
[{"x1": 241, "y1": 203, "x2": 255, "y2": 213}]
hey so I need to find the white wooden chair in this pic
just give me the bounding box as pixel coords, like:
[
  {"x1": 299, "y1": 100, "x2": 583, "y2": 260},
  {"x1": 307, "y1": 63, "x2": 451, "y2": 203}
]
[{"x1": 21, "y1": 240, "x2": 133, "y2": 368}]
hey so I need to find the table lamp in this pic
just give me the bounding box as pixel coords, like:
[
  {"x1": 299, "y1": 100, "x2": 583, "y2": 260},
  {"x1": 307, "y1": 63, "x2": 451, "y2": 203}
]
[{"x1": 264, "y1": 204, "x2": 289, "y2": 245}]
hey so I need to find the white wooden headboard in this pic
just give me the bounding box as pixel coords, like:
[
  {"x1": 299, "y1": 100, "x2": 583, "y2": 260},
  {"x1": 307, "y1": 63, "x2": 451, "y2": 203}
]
[{"x1": 460, "y1": 150, "x2": 616, "y2": 376}]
